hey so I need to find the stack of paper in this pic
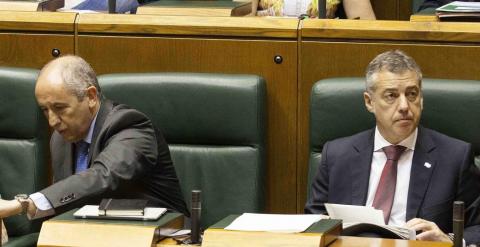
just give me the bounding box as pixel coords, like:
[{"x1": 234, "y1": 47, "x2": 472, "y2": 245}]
[{"x1": 225, "y1": 213, "x2": 325, "y2": 233}]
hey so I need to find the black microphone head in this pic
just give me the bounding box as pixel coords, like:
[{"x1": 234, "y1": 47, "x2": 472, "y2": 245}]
[
  {"x1": 192, "y1": 190, "x2": 201, "y2": 208},
  {"x1": 453, "y1": 201, "x2": 464, "y2": 221}
]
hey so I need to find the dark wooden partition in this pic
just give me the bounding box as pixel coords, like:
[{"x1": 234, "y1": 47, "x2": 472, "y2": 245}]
[{"x1": 0, "y1": 11, "x2": 76, "y2": 68}]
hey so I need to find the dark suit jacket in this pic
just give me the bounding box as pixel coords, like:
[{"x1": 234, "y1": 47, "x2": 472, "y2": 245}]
[
  {"x1": 418, "y1": 0, "x2": 480, "y2": 11},
  {"x1": 40, "y1": 99, "x2": 189, "y2": 216},
  {"x1": 305, "y1": 127, "x2": 480, "y2": 244}
]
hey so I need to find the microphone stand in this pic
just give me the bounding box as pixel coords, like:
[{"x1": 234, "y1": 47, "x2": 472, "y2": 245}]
[
  {"x1": 191, "y1": 190, "x2": 201, "y2": 244},
  {"x1": 453, "y1": 201, "x2": 464, "y2": 247},
  {"x1": 108, "y1": 0, "x2": 116, "y2": 13}
]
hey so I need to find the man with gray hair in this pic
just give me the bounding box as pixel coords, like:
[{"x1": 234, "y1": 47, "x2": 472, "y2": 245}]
[
  {"x1": 0, "y1": 55, "x2": 188, "y2": 220},
  {"x1": 305, "y1": 50, "x2": 480, "y2": 244}
]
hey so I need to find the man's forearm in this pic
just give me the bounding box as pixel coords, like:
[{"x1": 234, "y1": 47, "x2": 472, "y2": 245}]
[{"x1": 0, "y1": 199, "x2": 22, "y2": 218}]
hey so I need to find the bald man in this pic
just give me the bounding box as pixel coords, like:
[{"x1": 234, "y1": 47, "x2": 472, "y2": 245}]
[{"x1": 0, "y1": 55, "x2": 188, "y2": 220}]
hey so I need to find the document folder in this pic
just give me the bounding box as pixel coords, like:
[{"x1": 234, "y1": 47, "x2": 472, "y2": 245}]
[{"x1": 202, "y1": 215, "x2": 341, "y2": 247}]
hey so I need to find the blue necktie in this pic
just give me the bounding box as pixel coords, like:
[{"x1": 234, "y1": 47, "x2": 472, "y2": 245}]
[{"x1": 75, "y1": 141, "x2": 90, "y2": 174}]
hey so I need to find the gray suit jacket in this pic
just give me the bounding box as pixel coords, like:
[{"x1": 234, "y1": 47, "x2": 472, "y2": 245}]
[
  {"x1": 305, "y1": 127, "x2": 480, "y2": 244},
  {"x1": 40, "y1": 99, "x2": 189, "y2": 216}
]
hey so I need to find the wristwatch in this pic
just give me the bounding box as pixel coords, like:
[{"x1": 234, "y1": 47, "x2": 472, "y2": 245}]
[{"x1": 14, "y1": 194, "x2": 29, "y2": 215}]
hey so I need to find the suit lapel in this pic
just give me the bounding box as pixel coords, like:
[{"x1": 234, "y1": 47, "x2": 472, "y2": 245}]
[
  {"x1": 406, "y1": 127, "x2": 437, "y2": 220},
  {"x1": 52, "y1": 137, "x2": 75, "y2": 178},
  {"x1": 87, "y1": 99, "x2": 112, "y2": 166},
  {"x1": 351, "y1": 129, "x2": 375, "y2": 205}
]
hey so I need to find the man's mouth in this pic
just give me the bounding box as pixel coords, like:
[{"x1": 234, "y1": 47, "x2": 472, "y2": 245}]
[{"x1": 396, "y1": 118, "x2": 413, "y2": 126}]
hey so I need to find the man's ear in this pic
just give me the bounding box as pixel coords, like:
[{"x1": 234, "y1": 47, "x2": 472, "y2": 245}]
[
  {"x1": 364, "y1": 91, "x2": 374, "y2": 113},
  {"x1": 85, "y1": 86, "x2": 98, "y2": 108}
]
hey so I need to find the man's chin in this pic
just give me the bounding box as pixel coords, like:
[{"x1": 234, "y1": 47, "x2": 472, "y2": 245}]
[
  {"x1": 394, "y1": 125, "x2": 416, "y2": 138},
  {"x1": 59, "y1": 133, "x2": 78, "y2": 142}
]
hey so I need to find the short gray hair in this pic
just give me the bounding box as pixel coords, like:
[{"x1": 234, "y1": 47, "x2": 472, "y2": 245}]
[
  {"x1": 40, "y1": 55, "x2": 101, "y2": 101},
  {"x1": 365, "y1": 50, "x2": 422, "y2": 93}
]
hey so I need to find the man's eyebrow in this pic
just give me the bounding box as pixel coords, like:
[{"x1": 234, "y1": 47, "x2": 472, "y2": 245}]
[{"x1": 406, "y1": 85, "x2": 420, "y2": 90}]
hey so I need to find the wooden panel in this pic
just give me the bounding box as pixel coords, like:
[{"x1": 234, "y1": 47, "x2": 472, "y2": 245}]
[
  {"x1": 298, "y1": 39, "x2": 480, "y2": 212},
  {"x1": 399, "y1": 0, "x2": 413, "y2": 20},
  {"x1": 302, "y1": 19, "x2": 480, "y2": 42},
  {"x1": 331, "y1": 236, "x2": 451, "y2": 247},
  {"x1": 370, "y1": 0, "x2": 412, "y2": 20},
  {"x1": 0, "y1": 11, "x2": 76, "y2": 32},
  {"x1": 202, "y1": 229, "x2": 326, "y2": 247},
  {"x1": 0, "y1": 11, "x2": 75, "y2": 68},
  {"x1": 77, "y1": 14, "x2": 298, "y2": 38},
  {"x1": 371, "y1": 0, "x2": 398, "y2": 20},
  {"x1": 0, "y1": 33, "x2": 74, "y2": 68},
  {"x1": 77, "y1": 35, "x2": 298, "y2": 214}
]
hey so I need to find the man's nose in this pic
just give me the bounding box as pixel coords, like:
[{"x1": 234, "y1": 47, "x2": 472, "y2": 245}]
[
  {"x1": 47, "y1": 110, "x2": 60, "y2": 127},
  {"x1": 398, "y1": 95, "x2": 409, "y2": 112}
]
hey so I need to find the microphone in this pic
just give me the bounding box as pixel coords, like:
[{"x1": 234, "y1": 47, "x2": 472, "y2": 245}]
[
  {"x1": 318, "y1": 0, "x2": 326, "y2": 18},
  {"x1": 191, "y1": 190, "x2": 201, "y2": 244},
  {"x1": 453, "y1": 201, "x2": 464, "y2": 247},
  {"x1": 108, "y1": 0, "x2": 116, "y2": 13}
]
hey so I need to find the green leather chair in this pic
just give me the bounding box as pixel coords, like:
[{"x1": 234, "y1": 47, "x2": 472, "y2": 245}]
[
  {"x1": 413, "y1": 0, "x2": 424, "y2": 13},
  {"x1": 98, "y1": 73, "x2": 266, "y2": 228},
  {"x1": 0, "y1": 67, "x2": 49, "y2": 247},
  {"x1": 307, "y1": 77, "x2": 480, "y2": 199}
]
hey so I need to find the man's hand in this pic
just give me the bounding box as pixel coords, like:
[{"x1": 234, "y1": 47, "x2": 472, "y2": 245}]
[
  {"x1": 0, "y1": 199, "x2": 22, "y2": 218},
  {"x1": 405, "y1": 218, "x2": 452, "y2": 243}
]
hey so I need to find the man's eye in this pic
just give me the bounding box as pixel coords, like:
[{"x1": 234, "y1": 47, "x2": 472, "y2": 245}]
[
  {"x1": 406, "y1": 91, "x2": 418, "y2": 100},
  {"x1": 53, "y1": 106, "x2": 66, "y2": 112},
  {"x1": 384, "y1": 93, "x2": 396, "y2": 100}
]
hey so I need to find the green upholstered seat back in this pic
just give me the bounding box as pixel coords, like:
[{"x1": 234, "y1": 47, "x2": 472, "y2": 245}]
[
  {"x1": 307, "y1": 77, "x2": 480, "y2": 200},
  {"x1": 0, "y1": 67, "x2": 48, "y2": 238},
  {"x1": 98, "y1": 73, "x2": 266, "y2": 228},
  {"x1": 412, "y1": 0, "x2": 424, "y2": 12}
]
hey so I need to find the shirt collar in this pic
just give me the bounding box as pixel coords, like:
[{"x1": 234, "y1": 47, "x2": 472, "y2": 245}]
[
  {"x1": 83, "y1": 104, "x2": 100, "y2": 144},
  {"x1": 374, "y1": 126, "x2": 417, "y2": 152}
]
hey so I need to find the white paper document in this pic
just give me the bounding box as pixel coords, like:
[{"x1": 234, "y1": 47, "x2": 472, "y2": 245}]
[
  {"x1": 74, "y1": 205, "x2": 166, "y2": 221},
  {"x1": 325, "y1": 203, "x2": 416, "y2": 240},
  {"x1": 224, "y1": 213, "x2": 324, "y2": 233},
  {"x1": 325, "y1": 203, "x2": 385, "y2": 225}
]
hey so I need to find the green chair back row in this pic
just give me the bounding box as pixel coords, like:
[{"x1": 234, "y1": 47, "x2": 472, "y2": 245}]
[
  {"x1": 98, "y1": 73, "x2": 266, "y2": 228},
  {"x1": 0, "y1": 68, "x2": 49, "y2": 247}
]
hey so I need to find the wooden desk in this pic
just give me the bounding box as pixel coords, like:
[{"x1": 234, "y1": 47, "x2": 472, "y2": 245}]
[
  {"x1": 157, "y1": 236, "x2": 452, "y2": 247},
  {"x1": 410, "y1": 14, "x2": 439, "y2": 22},
  {"x1": 331, "y1": 236, "x2": 451, "y2": 247},
  {"x1": 38, "y1": 209, "x2": 183, "y2": 247}
]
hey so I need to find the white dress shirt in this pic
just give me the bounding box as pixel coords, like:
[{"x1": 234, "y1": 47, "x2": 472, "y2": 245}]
[{"x1": 365, "y1": 127, "x2": 418, "y2": 226}]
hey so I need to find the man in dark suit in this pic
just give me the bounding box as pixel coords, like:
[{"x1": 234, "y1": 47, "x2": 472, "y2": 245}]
[
  {"x1": 0, "y1": 55, "x2": 188, "y2": 219},
  {"x1": 305, "y1": 50, "x2": 480, "y2": 244}
]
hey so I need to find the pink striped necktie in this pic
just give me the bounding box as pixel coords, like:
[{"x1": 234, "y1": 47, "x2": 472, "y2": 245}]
[{"x1": 372, "y1": 145, "x2": 406, "y2": 224}]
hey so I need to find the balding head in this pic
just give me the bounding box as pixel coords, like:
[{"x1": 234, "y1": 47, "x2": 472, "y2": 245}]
[{"x1": 38, "y1": 55, "x2": 101, "y2": 101}]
